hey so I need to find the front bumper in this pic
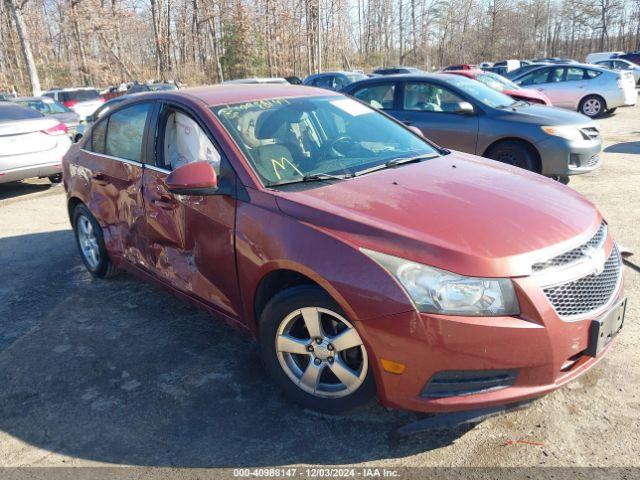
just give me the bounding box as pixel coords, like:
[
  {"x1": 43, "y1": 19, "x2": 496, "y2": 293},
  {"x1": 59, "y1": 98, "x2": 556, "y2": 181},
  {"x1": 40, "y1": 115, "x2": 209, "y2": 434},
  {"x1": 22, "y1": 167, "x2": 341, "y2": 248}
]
[
  {"x1": 536, "y1": 135, "x2": 602, "y2": 176},
  {"x1": 359, "y1": 276, "x2": 623, "y2": 414}
]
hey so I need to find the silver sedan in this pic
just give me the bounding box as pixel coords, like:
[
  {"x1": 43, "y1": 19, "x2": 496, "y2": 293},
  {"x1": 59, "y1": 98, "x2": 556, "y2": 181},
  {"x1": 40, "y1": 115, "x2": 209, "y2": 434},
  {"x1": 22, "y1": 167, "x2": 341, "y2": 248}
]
[
  {"x1": 510, "y1": 63, "x2": 637, "y2": 117},
  {"x1": 594, "y1": 58, "x2": 640, "y2": 85}
]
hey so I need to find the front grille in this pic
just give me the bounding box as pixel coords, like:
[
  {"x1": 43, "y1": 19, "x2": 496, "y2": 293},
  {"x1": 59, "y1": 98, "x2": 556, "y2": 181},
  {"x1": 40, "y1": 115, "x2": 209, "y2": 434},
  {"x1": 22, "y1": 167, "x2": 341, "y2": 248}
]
[
  {"x1": 585, "y1": 154, "x2": 600, "y2": 168},
  {"x1": 542, "y1": 245, "x2": 622, "y2": 318},
  {"x1": 421, "y1": 369, "x2": 518, "y2": 398},
  {"x1": 532, "y1": 221, "x2": 607, "y2": 272}
]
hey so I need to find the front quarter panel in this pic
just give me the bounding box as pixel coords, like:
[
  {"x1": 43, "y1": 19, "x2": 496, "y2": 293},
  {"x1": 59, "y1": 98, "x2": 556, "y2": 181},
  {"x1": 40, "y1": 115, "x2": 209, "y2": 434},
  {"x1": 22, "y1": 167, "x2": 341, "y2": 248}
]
[{"x1": 235, "y1": 188, "x2": 414, "y2": 335}]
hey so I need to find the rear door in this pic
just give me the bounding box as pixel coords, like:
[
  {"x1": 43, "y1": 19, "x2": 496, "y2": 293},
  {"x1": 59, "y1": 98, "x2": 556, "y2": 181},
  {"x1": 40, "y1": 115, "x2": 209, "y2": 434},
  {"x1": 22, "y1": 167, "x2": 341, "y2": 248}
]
[
  {"x1": 80, "y1": 101, "x2": 153, "y2": 265},
  {"x1": 547, "y1": 67, "x2": 588, "y2": 108},
  {"x1": 141, "y1": 103, "x2": 241, "y2": 318},
  {"x1": 390, "y1": 80, "x2": 479, "y2": 153}
]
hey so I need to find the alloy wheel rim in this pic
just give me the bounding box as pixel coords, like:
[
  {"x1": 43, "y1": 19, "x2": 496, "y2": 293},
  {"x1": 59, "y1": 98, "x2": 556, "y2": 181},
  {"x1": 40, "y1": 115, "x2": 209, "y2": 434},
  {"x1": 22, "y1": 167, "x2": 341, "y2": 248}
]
[
  {"x1": 77, "y1": 215, "x2": 100, "y2": 269},
  {"x1": 583, "y1": 99, "x2": 601, "y2": 116},
  {"x1": 275, "y1": 307, "x2": 368, "y2": 398}
]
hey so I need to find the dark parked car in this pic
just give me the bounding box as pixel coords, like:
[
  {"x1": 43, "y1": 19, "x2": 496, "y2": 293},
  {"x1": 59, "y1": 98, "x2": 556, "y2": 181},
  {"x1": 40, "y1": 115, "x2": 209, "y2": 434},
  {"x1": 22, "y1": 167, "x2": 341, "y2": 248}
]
[
  {"x1": 532, "y1": 57, "x2": 577, "y2": 64},
  {"x1": 63, "y1": 85, "x2": 624, "y2": 416},
  {"x1": 618, "y1": 51, "x2": 640, "y2": 66},
  {"x1": 504, "y1": 62, "x2": 552, "y2": 79},
  {"x1": 341, "y1": 74, "x2": 603, "y2": 180},
  {"x1": 303, "y1": 71, "x2": 368, "y2": 91},
  {"x1": 373, "y1": 66, "x2": 425, "y2": 75}
]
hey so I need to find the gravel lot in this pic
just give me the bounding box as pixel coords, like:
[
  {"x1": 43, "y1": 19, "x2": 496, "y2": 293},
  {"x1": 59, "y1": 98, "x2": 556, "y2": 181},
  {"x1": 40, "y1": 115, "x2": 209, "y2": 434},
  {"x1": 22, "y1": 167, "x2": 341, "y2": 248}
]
[{"x1": 1, "y1": 103, "x2": 639, "y2": 470}]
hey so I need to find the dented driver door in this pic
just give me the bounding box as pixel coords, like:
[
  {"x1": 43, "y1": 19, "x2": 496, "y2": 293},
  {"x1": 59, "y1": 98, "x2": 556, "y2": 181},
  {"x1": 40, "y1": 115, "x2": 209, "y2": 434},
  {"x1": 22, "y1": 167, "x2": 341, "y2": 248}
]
[{"x1": 140, "y1": 104, "x2": 241, "y2": 319}]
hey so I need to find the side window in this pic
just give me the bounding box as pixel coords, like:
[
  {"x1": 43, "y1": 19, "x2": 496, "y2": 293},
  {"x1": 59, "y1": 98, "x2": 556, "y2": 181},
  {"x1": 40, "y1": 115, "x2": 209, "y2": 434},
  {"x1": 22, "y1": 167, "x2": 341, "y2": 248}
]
[
  {"x1": 585, "y1": 69, "x2": 602, "y2": 79},
  {"x1": 90, "y1": 119, "x2": 107, "y2": 154},
  {"x1": 519, "y1": 68, "x2": 550, "y2": 86},
  {"x1": 566, "y1": 67, "x2": 585, "y2": 81},
  {"x1": 403, "y1": 82, "x2": 463, "y2": 113},
  {"x1": 162, "y1": 110, "x2": 221, "y2": 174},
  {"x1": 332, "y1": 76, "x2": 347, "y2": 90},
  {"x1": 104, "y1": 103, "x2": 151, "y2": 162},
  {"x1": 549, "y1": 67, "x2": 565, "y2": 83},
  {"x1": 314, "y1": 76, "x2": 334, "y2": 89},
  {"x1": 353, "y1": 84, "x2": 396, "y2": 110}
]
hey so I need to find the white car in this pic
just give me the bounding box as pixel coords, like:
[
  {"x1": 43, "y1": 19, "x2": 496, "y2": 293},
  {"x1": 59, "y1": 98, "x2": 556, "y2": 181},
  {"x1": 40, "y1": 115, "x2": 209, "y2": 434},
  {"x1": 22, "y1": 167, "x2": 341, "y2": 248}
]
[
  {"x1": 511, "y1": 63, "x2": 637, "y2": 117},
  {"x1": 0, "y1": 102, "x2": 71, "y2": 184},
  {"x1": 42, "y1": 87, "x2": 105, "y2": 120},
  {"x1": 585, "y1": 52, "x2": 625, "y2": 64},
  {"x1": 594, "y1": 58, "x2": 640, "y2": 84}
]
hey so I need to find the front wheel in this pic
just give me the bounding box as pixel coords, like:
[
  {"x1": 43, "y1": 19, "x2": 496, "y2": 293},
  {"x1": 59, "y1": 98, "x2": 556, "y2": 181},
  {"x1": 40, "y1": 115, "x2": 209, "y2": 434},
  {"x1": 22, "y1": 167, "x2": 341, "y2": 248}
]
[
  {"x1": 72, "y1": 204, "x2": 118, "y2": 278},
  {"x1": 486, "y1": 140, "x2": 538, "y2": 172},
  {"x1": 258, "y1": 286, "x2": 375, "y2": 414},
  {"x1": 579, "y1": 95, "x2": 606, "y2": 118}
]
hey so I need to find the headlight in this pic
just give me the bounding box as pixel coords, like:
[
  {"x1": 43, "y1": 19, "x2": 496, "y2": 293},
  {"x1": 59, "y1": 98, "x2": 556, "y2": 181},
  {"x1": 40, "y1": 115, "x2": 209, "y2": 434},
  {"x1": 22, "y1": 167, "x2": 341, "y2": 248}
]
[
  {"x1": 541, "y1": 125, "x2": 584, "y2": 141},
  {"x1": 362, "y1": 249, "x2": 520, "y2": 316}
]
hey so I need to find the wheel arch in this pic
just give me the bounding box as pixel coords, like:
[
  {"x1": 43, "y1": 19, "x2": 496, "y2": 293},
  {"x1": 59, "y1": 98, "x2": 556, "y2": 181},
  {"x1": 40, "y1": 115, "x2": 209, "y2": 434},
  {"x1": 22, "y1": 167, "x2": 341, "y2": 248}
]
[
  {"x1": 578, "y1": 93, "x2": 607, "y2": 113},
  {"x1": 252, "y1": 267, "x2": 345, "y2": 334},
  {"x1": 67, "y1": 196, "x2": 84, "y2": 224},
  {"x1": 482, "y1": 137, "x2": 542, "y2": 173}
]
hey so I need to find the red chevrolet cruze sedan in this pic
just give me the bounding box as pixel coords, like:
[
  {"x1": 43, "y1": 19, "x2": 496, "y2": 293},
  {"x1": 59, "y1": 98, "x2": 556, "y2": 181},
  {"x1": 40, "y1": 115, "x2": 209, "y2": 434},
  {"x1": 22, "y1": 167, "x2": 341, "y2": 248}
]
[{"x1": 63, "y1": 85, "x2": 625, "y2": 414}]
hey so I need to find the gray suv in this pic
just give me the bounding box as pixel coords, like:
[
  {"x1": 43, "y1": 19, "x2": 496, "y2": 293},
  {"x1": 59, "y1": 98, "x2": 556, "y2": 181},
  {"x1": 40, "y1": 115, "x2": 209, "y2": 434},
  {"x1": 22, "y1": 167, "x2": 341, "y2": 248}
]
[{"x1": 341, "y1": 74, "x2": 602, "y2": 181}]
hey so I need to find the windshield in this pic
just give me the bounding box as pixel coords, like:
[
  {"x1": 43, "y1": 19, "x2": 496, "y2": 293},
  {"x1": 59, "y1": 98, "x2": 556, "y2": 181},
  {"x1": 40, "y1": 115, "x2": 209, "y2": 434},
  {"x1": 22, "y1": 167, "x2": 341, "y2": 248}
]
[
  {"x1": 212, "y1": 96, "x2": 439, "y2": 186},
  {"x1": 443, "y1": 75, "x2": 516, "y2": 108},
  {"x1": 18, "y1": 99, "x2": 71, "y2": 114},
  {"x1": 475, "y1": 72, "x2": 519, "y2": 92}
]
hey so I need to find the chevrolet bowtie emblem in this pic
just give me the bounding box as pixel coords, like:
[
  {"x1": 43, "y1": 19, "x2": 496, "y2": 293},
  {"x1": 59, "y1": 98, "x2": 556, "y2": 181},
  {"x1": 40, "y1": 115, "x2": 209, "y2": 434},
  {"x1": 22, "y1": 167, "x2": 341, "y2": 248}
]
[{"x1": 584, "y1": 246, "x2": 606, "y2": 275}]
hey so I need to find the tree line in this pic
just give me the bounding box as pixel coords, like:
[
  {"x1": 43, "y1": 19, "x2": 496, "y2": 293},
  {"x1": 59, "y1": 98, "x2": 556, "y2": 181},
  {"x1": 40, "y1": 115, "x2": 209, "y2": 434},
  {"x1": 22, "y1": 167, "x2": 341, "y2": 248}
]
[{"x1": 1, "y1": 0, "x2": 639, "y2": 96}]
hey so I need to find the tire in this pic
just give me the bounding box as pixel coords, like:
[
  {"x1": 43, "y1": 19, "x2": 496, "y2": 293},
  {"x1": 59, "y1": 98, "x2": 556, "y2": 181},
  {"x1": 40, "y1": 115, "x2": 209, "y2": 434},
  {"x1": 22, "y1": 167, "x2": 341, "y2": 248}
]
[
  {"x1": 72, "y1": 204, "x2": 118, "y2": 278},
  {"x1": 48, "y1": 174, "x2": 62, "y2": 184},
  {"x1": 579, "y1": 95, "x2": 606, "y2": 118},
  {"x1": 258, "y1": 285, "x2": 375, "y2": 414},
  {"x1": 486, "y1": 140, "x2": 538, "y2": 172}
]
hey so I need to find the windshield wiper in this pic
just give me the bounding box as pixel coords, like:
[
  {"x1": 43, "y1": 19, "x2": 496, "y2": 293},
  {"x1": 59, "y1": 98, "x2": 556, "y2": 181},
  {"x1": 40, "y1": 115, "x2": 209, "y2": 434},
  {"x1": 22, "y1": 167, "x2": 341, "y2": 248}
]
[
  {"x1": 302, "y1": 172, "x2": 354, "y2": 182},
  {"x1": 353, "y1": 154, "x2": 435, "y2": 177},
  {"x1": 266, "y1": 172, "x2": 353, "y2": 187}
]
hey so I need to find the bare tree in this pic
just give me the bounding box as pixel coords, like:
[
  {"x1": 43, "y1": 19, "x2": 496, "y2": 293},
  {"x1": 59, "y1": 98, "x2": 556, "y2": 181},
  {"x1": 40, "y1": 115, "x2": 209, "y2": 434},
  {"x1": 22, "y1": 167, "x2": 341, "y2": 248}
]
[{"x1": 5, "y1": 0, "x2": 40, "y2": 94}]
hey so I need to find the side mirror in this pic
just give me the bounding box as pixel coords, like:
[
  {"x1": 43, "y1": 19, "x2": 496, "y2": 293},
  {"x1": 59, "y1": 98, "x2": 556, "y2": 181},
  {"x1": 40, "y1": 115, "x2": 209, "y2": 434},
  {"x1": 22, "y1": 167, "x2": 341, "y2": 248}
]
[
  {"x1": 407, "y1": 125, "x2": 424, "y2": 137},
  {"x1": 85, "y1": 115, "x2": 94, "y2": 123},
  {"x1": 454, "y1": 101, "x2": 475, "y2": 115},
  {"x1": 166, "y1": 161, "x2": 218, "y2": 195}
]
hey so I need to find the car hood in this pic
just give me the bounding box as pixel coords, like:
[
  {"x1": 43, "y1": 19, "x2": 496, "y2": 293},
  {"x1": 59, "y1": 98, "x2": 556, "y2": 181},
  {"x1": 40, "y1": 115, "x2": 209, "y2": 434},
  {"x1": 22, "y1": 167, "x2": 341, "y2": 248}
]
[
  {"x1": 494, "y1": 102, "x2": 593, "y2": 126},
  {"x1": 274, "y1": 152, "x2": 601, "y2": 277},
  {"x1": 504, "y1": 88, "x2": 551, "y2": 105}
]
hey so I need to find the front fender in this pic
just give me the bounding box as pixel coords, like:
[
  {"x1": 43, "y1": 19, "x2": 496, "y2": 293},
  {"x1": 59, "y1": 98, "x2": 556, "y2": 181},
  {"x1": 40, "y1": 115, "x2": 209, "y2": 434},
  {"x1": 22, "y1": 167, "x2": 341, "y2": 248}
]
[{"x1": 235, "y1": 190, "x2": 413, "y2": 335}]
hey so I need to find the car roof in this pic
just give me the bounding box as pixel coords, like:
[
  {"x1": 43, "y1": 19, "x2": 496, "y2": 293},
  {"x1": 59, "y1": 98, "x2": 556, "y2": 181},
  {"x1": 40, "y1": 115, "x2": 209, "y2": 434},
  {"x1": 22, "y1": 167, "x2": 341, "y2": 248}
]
[{"x1": 171, "y1": 84, "x2": 340, "y2": 106}]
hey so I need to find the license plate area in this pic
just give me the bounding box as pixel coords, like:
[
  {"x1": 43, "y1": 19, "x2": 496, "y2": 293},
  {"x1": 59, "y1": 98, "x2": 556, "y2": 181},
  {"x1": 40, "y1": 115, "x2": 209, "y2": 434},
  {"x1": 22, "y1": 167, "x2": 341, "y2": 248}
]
[{"x1": 586, "y1": 298, "x2": 626, "y2": 357}]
